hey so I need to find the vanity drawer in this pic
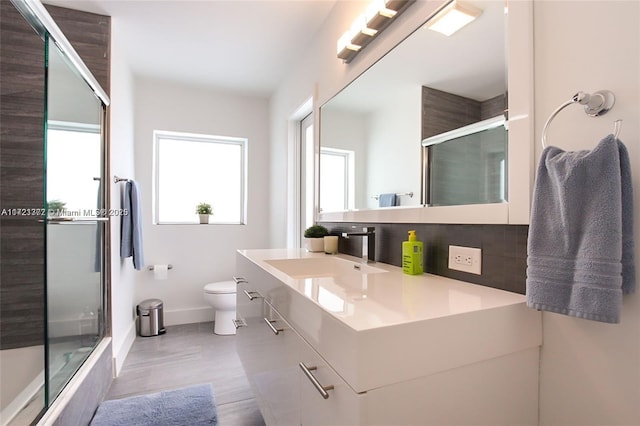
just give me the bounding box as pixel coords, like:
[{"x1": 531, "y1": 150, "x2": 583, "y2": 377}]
[
  {"x1": 235, "y1": 302, "x2": 301, "y2": 426},
  {"x1": 298, "y1": 330, "x2": 366, "y2": 426}
]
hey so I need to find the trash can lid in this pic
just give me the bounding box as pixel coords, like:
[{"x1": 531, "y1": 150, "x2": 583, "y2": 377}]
[{"x1": 138, "y1": 298, "x2": 163, "y2": 309}]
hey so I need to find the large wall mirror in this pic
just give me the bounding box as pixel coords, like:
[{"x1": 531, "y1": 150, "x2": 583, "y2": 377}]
[{"x1": 319, "y1": 0, "x2": 533, "y2": 224}]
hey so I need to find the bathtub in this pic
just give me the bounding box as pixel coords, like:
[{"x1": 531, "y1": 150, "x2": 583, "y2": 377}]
[{"x1": 0, "y1": 345, "x2": 44, "y2": 426}]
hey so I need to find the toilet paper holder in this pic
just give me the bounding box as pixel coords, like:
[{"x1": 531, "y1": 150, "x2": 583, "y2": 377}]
[{"x1": 148, "y1": 265, "x2": 173, "y2": 271}]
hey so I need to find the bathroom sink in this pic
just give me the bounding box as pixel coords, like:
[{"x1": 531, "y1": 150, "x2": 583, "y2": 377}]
[{"x1": 264, "y1": 256, "x2": 387, "y2": 279}]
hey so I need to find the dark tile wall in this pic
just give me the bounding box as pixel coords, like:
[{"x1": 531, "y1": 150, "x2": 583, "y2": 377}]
[
  {"x1": 45, "y1": 5, "x2": 111, "y2": 95},
  {"x1": 320, "y1": 222, "x2": 528, "y2": 295},
  {"x1": 0, "y1": 0, "x2": 47, "y2": 350},
  {"x1": 421, "y1": 87, "x2": 506, "y2": 139}
]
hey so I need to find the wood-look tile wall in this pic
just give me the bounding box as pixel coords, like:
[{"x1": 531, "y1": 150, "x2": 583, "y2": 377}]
[
  {"x1": 421, "y1": 86, "x2": 506, "y2": 139},
  {"x1": 45, "y1": 5, "x2": 111, "y2": 94},
  {"x1": 0, "y1": 2, "x2": 110, "y2": 350},
  {"x1": 321, "y1": 222, "x2": 528, "y2": 295},
  {"x1": 0, "y1": 0, "x2": 47, "y2": 350}
]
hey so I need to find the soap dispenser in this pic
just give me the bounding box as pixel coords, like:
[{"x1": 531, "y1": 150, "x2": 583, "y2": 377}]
[{"x1": 402, "y1": 230, "x2": 424, "y2": 275}]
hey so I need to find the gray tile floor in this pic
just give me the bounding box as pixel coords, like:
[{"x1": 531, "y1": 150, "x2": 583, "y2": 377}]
[{"x1": 105, "y1": 322, "x2": 265, "y2": 426}]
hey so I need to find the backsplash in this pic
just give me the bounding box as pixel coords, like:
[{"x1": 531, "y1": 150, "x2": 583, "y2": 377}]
[{"x1": 320, "y1": 222, "x2": 528, "y2": 295}]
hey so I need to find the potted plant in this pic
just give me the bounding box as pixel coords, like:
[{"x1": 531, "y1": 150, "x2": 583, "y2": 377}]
[
  {"x1": 47, "y1": 199, "x2": 66, "y2": 217},
  {"x1": 304, "y1": 224, "x2": 329, "y2": 252},
  {"x1": 195, "y1": 202, "x2": 213, "y2": 224}
]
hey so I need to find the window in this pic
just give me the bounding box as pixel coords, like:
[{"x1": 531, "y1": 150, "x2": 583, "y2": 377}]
[
  {"x1": 320, "y1": 147, "x2": 354, "y2": 212},
  {"x1": 154, "y1": 130, "x2": 247, "y2": 224},
  {"x1": 46, "y1": 121, "x2": 101, "y2": 215}
]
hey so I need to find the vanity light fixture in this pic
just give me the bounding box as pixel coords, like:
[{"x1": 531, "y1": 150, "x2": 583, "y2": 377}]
[
  {"x1": 337, "y1": 0, "x2": 415, "y2": 63},
  {"x1": 424, "y1": 0, "x2": 482, "y2": 36}
]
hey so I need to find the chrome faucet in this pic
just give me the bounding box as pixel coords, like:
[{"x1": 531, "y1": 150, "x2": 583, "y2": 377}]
[{"x1": 341, "y1": 226, "x2": 375, "y2": 263}]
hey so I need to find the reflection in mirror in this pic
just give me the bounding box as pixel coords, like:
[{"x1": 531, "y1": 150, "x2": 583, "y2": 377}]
[
  {"x1": 320, "y1": 0, "x2": 506, "y2": 212},
  {"x1": 424, "y1": 116, "x2": 507, "y2": 206}
]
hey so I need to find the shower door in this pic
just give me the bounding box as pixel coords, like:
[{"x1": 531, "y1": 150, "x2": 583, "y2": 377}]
[
  {"x1": 44, "y1": 36, "x2": 107, "y2": 402},
  {"x1": 0, "y1": 1, "x2": 109, "y2": 423}
]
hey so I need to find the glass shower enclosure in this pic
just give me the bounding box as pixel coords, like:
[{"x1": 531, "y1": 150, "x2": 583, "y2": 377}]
[
  {"x1": 45, "y1": 34, "x2": 107, "y2": 403},
  {"x1": 0, "y1": 1, "x2": 109, "y2": 424}
]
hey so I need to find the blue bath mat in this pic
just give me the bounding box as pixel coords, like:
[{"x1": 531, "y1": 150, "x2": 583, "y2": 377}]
[{"x1": 90, "y1": 383, "x2": 217, "y2": 426}]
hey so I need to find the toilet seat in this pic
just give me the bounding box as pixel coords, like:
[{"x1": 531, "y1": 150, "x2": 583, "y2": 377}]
[{"x1": 204, "y1": 281, "x2": 236, "y2": 294}]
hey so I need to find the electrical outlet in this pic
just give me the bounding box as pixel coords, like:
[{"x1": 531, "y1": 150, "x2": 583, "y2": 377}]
[{"x1": 448, "y1": 245, "x2": 482, "y2": 275}]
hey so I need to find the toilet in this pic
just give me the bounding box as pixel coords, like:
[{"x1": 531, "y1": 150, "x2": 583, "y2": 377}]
[{"x1": 203, "y1": 281, "x2": 237, "y2": 335}]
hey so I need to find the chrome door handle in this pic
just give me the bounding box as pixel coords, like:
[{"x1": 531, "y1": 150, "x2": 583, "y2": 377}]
[
  {"x1": 233, "y1": 276, "x2": 248, "y2": 284},
  {"x1": 243, "y1": 290, "x2": 261, "y2": 301},
  {"x1": 299, "y1": 362, "x2": 334, "y2": 399},
  {"x1": 263, "y1": 317, "x2": 284, "y2": 335}
]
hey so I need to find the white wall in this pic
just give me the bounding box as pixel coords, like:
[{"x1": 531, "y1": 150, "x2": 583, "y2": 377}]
[
  {"x1": 133, "y1": 78, "x2": 270, "y2": 326},
  {"x1": 365, "y1": 87, "x2": 421, "y2": 209},
  {"x1": 109, "y1": 15, "x2": 138, "y2": 375},
  {"x1": 533, "y1": 1, "x2": 640, "y2": 424}
]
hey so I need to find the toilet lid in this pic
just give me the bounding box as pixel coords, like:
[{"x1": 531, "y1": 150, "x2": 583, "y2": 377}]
[{"x1": 204, "y1": 281, "x2": 236, "y2": 294}]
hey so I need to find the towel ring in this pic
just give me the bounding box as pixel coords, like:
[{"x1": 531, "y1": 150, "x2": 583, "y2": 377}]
[{"x1": 541, "y1": 90, "x2": 621, "y2": 148}]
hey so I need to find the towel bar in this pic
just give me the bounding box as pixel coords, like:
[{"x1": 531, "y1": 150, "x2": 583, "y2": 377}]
[
  {"x1": 542, "y1": 90, "x2": 622, "y2": 148},
  {"x1": 372, "y1": 192, "x2": 414, "y2": 200}
]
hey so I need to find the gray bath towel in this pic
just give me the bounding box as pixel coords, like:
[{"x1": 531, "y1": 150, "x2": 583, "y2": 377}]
[
  {"x1": 378, "y1": 193, "x2": 398, "y2": 207},
  {"x1": 120, "y1": 180, "x2": 145, "y2": 270},
  {"x1": 526, "y1": 135, "x2": 635, "y2": 323}
]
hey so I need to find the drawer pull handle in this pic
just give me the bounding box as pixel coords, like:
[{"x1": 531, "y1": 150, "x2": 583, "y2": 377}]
[
  {"x1": 263, "y1": 317, "x2": 284, "y2": 335},
  {"x1": 232, "y1": 318, "x2": 247, "y2": 329},
  {"x1": 299, "y1": 362, "x2": 334, "y2": 399},
  {"x1": 233, "y1": 276, "x2": 248, "y2": 284},
  {"x1": 243, "y1": 290, "x2": 261, "y2": 301}
]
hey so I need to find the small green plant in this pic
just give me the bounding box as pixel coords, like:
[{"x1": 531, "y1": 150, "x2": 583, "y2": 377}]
[
  {"x1": 304, "y1": 224, "x2": 329, "y2": 238},
  {"x1": 195, "y1": 202, "x2": 213, "y2": 215},
  {"x1": 47, "y1": 200, "x2": 66, "y2": 214}
]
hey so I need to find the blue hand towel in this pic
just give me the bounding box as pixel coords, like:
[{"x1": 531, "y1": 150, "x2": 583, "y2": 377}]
[
  {"x1": 526, "y1": 135, "x2": 635, "y2": 323},
  {"x1": 120, "y1": 180, "x2": 145, "y2": 270},
  {"x1": 378, "y1": 193, "x2": 398, "y2": 207}
]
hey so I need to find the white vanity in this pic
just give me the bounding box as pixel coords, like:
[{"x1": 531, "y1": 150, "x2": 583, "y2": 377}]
[{"x1": 235, "y1": 249, "x2": 541, "y2": 425}]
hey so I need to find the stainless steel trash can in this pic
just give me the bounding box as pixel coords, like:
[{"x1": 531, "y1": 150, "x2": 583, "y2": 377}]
[{"x1": 137, "y1": 298, "x2": 166, "y2": 337}]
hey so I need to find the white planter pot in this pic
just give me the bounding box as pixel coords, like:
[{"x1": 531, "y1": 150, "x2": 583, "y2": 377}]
[
  {"x1": 305, "y1": 238, "x2": 325, "y2": 252},
  {"x1": 198, "y1": 214, "x2": 210, "y2": 224}
]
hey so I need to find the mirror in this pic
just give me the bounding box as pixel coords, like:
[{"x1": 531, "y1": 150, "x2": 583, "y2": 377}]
[{"x1": 320, "y1": 0, "x2": 506, "y2": 212}]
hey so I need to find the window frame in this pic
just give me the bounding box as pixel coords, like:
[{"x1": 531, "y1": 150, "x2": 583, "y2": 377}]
[{"x1": 152, "y1": 129, "x2": 248, "y2": 225}]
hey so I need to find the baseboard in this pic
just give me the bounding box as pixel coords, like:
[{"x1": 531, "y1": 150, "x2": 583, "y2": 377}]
[
  {"x1": 113, "y1": 320, "x2": 136, "y2": 377},
  {"x1": 164, "y1": 307, "x2": 214, "y2": 326}
]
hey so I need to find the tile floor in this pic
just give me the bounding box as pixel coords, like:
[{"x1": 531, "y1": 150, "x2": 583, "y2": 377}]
[{"x1": 104, "y1": 322, "x2": 265, "y2": 425}]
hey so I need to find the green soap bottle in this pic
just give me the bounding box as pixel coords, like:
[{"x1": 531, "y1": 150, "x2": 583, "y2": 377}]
[{"x1": 402, "y1": 230, "x2": 424, "y2": 275}]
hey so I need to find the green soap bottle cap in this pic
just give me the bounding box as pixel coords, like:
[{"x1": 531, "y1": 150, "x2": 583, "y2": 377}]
[{"x1": 408, "y1": 230, "x2": 417, "y2": 241}]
